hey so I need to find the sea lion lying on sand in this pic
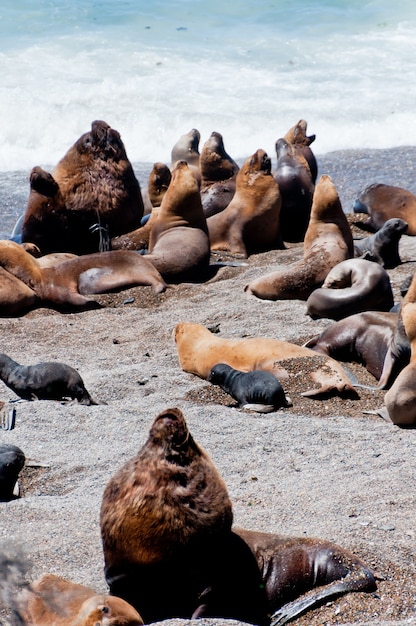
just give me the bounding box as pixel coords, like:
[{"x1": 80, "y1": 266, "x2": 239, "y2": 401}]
[{"x1": 353, "y1": 183, "x2": 416, "y2": 234}]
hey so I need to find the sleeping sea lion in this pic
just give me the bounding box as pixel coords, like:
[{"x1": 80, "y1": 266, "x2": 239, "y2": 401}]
[{"x1": 353, "y1": 183, "x2": 416, "y2": 234}]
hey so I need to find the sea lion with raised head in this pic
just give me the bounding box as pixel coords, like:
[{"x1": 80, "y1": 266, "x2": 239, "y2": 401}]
[
  {"x1": 171, "y1": 128, "x2": 201, "y2": 185},
  {"x1": 245, "y1": 175, "x2": 353, "y2": 300},
  {"x1": 174, "y1": 322, "x2": 356, "y2": 398},
  {"x1": 353, "y1": 183, "x2": 416, "y2": 234},
  {"x1": 283, "y1": 119, "x2": 318, "y2": 183},
  {"x1": 0, "y1": 443, "x2": 25, "y2": 501},
  {"x1": 200, "y1": 131, "x2": 239, "y2": 218},
  {"x1": 354, "y1": 217, "x2": 408, "y2": 268},
  {"x1": 19, "y1": 573, "x2": 143, "y2": 626},
  {"x1": 207, "y1": 149, "x2": 282, "y2": 258},
  {"x1": 306, "y1": 258, "x2": 394, "y2": 321},
  {"x1": 21, "y1": 121, "x2": 144, "y2": 255}
]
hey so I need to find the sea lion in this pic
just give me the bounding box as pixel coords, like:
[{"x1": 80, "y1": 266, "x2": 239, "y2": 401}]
[
  {"x1": 0, "y1": 240, "x2": 167, "y2": 315},
  {"x1": 147, "y1": 162, "x2": 172, "y2": 208},
  {"x1": 0, "y1": 443, "x2": 25, "y2": 501},
  {"x1": 306, "y1": 258, "x2": 394, "y2": 321},
  {"x1": 245, "y1": 174, "x2": 353, "y2": 300},
  {"x1": 21, "y1": 120, "x2": 144, "y2": 255},
  {"x1": 304, "y1": 310, "x2": 410, "y2": 388},
  {"x1": 273, "y1": 138, "x2": 315, "y2": 242},
  {"x1": 200, "y1": 131, "x2": 239, "y2": 218},
  {"x1": 171, "y1": 128, "x2": 201, "y2": 185},
  {"x1": 208, "y1": 364, "x2": 291, "y2": 412},
  {"x1": 354, "y1": 218, "x2": 408, "y2": 268},
  {"x1": 353, "y1": 183, "x2": 416, "y2": 235},
  {"x1": 144, "y1": 160, "x2": 211, "y2": 282},
  {"x1": 282, "y1": 119, "x2": 318, "y2": 183},
  {"x1": 100, "y1": 407, "x2": 268, "y2": 625},
  {"x1": 207, "y1": 149, "x2": 282, "y2": 258},
  {"x1": 19, "y1": 573, "x2": 143, "y2": 626},
  {"x1": 173, "y1": 322, "x2": 356, "y2": 398},
  {"x1": 0, "y1": 353, "x2": 98, "y2": 404}
]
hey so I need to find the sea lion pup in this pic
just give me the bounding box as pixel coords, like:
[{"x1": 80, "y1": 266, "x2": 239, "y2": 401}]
[
  {"x1": 0, "y1": 443, "x2": 25, "y2": 501},
  {"x1": 354, "y1": 217, "x2": 408, "y2": 268},
  {"x1": 21, "y1": 120, "x2": 144, "y2": 255},
  {"x1": 171, "y1": 128, "x2": 201, "y2": 185},
  {"x1": 245, "y1": 175, "x2": 353, "y2": 300},
  {"x1": 273, "y1": 138, "x2": 315, "y2": 243},
  {"x1": 304, "y1": 310, "x2": 410, "y2": 389},
  {"x1": 208, "y1": 364, "x2": 291, "y2": 412},
  {"x1": 100, "y1": 407, "x2": 268, "y2": 625},
  {"x1": 174, "y1": 322, "x2": 356, "y2": 398},
  {"x1": 144, "y1": 160, "x2": 211, "y2": 282},
  {"x1": 200, "y1": 131, "x2": 239, "y2": 218},
  {"x1": 353, "y1": 183, "x2": 416, "y2": 234},
  {"x1": 19, "y1": 573, "x2": 143, "y2": 626},
  {"x1": 0, "y1": 240, "x2": 167, "y2": 315},
  {"x1": 0, "y1": 353, "x2": 98, "y2": 404},
  {"x1": 306, "y1": 258, "x2": 394, "y2": 321},
  {"x1": 207, "y1": 149, "x2": 282, "y2": 258},
  {"x1": 283, "y1": 119, "x2": 318, "y2": 183}
]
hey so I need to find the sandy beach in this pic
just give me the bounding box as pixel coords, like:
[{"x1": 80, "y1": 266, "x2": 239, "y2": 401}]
[{"x1": 0, "y1": 147, "x2": 415, "y2": 625}]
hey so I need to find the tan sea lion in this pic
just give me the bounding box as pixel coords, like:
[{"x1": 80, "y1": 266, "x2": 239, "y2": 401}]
[
  {"x1": 0, "y1": 240, "x2": 167, "y2": 315},
  {"x1": 19, "y1": 573, "x2": 143, "y2": 626},
  {"x1": 173, "y1": 322, "x2": 356, "y2": 398},
  {"x1": 21, "y1": 121, "x2": 144, "y2": 255},
  {"x1": 207, "y1": 149, "x2": 282, "y2": 258},
  {"x1": 353, "y1": 183, "x2": 416, "y2": 234},
  {"x1": 245, "y1": 174, "x2": 353, "y2": 300},
  {"x1": 171, "y1": 128, "x2": 201, "y2": 185},
  {"x1": 200, "y1": 131, "x2": 239, "y2": 218},
  {"x1": 273, "y1": 138, "x2": 315, "y2": 242},
  {"x1": 144, "y1": 160, "x2": 210, "y2": 282},
  {"x1": 283, "y1": 119, "x2": 318, "y2": 183},
  {"x1": 306, "y1": 258, "x2": 394, "y2": 321}
]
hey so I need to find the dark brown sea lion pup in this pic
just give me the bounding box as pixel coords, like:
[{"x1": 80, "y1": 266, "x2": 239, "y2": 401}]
[
  {"x1": 174, "y1": 322, "x2": 356, "y2": 398},
  {"x1": 208, "y1": 364, "x2": 291, "y2": 412},
  {"x1": 354, "y1": 217, "x2": 408, "y2": 268},
  {"x1": 145, "y1": 160, "x2": 210, "y2": 282},
  {"x1": 21, "y1": 120, "x2": 144, "y2": 255},
  {"x1": 306, "y1": 258, "x2": 394, "y2": 321},
  {"x1": 273, "y1": 138, "x2": 315, "y2": 242},
  {"x1": 304, "y1": 311, "x2": 410, "y2": 389},
  {"x1": 0, "y1": 353, "x2": 98, "y2": 404},
  {"x1": 207, "y1": 149, "x2": 282, "y2": 258},
  {"x1": 0, "y1": 240, "x2": 167, "y2": 315},
  {"x1": 353, "y1": 183, "x2": 416, "y2": 234},
  {"x1": 283, "y1": 119, "x2": 318, "y2": 183},
  {"x1": 246, "y1": 175, "x2": 353, "y2": 300},
  {"x1": 100, "y1": 408, "x2": 376, "y2": 625},
  {"x1": 19, "y1": 573, "x2": 143, "y2": 626},
  {"x1": 171, "y1": 128, "x2": 201, "y2": 185},
  {"x1": 200, "y1": 131, "x2": 239, "y2": 218},
  {"x1": 0, "y1": 443, "x2": 25, "y2": 501}
]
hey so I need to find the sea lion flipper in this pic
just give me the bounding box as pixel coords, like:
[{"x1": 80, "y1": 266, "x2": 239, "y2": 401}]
[{"x1": 363, "y1": 407, "x2": 392, "y2": 422}]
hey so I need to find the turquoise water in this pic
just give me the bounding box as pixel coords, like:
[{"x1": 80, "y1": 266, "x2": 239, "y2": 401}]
[{"x1": 0, "y1": 0, "x2": 415, "y2": 170}]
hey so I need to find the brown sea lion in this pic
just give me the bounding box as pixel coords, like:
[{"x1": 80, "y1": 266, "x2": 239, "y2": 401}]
[
  {"x1": 200, "y1": 131, "x2": 239, "y2": 218},
  {"x1": 171, "y1": 128, "x2": 201, "y2": 185},
  {"x1": 306, "y1": 258, "x2": 394, "y2": 321},
  {"x1": 283, "y1": 119, "x2": 318, "y2": 183},
  {"x1": 245, "y1": 175, "x2": 353, "y2": 300},
  {"x1": 0, "y1": 240, "x2": 167, "y2": 315},
  {"x1": 273, "y1": 138, "x2": 315, "y2": 242},
  {"x1": 19, "y1": 573, "x2": 143, "y2": 626},
  {"x1": 173, "y1": 322, "x2": 356, "y2": 398},
  {"x1": 353, "y1": 217, "x2": 408, "y2": 268},
  {"x1": 147, "y1": 162, "x2": 172, "y2": 208},
  {"x1": 304, "y1": 310, "x2": 410, "y2": 388},
  {"x1": 353, "y1": 183, "x2": 416, "y2": 234},
  {"x1": 145, "y1": 160, "x2": 210, "y2": 282},
  {"x1": 21, "y1": 121, "x2": 144, "y2": 255},
  {"x1": 207, "y1": 149, "x2": 282, "y2": 258}
]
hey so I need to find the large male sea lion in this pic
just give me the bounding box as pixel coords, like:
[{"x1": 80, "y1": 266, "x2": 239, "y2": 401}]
[
  {"x1": 21, "y1": 121, "x2": 144, "y2": 255},
  {"x1": 174, "y1": 322, "x2": 356, "y2": 398},
  {"x1": 306, "y1": 258, "x2": 394, "y2": 321},
  {"x1": 100, "y1": 408, "x2": 376, "y2": 625},
  {"x1": 0, "y1": 240, "x2": 167, "y2": 315},
  {"x1": 200, "y1": 131, "x2": 239, "y2": 218},
  {"x1": 354, "y1": 217, "x2": 408, "y2": 268},
  {"x1": 207, "y1": 149, "x2": 282, "y2": 258},
  {"x1": 171, "y1": 128, "x2": 201, "y2": 185},
  {"x1": 19, "y1": 573, "x2": 143, "y2": 626},
  {"x1": 0, "y1": 353, "x2": 98, "y2": 404},
  {"x1": 245, "y1": 175, "x2": 353, "y2": 300},
  {"x1": 353, "y1": 183, "x2": 416, "y2": 234}
]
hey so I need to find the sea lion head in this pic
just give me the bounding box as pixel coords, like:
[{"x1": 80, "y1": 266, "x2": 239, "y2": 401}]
[
  {"x1": 148, "y1": 407, "x2": 192, "y2": 451},
  {"x1": 283, "y1": 119, "x2": 316, "y2": 146},
  {"x1": 74, "y1": 120, "x2": 128, "y2": 161},
  {"x1": 240, "y1": 149, "x2": 271, "y2": 181},
  {"x1": 77, "y1": 594, "x2": 144, "y2": 625}
]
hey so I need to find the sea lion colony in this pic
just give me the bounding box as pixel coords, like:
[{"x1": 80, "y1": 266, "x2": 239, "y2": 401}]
[{"x1": 1, "y1": 119, "x2": 415, "y2": 624}]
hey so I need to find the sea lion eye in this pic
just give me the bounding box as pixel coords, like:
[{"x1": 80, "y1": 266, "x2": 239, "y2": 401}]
[{"x1": 101, "y1": 605, "x2": 110, "y2": 613}]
